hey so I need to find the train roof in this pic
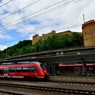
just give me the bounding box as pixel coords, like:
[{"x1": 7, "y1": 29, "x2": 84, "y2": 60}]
[
  {"x1": 0, "y1": 62, "x2": 40, "y2": 69},
  {"x1": 17, "y1": 61, "x2": 41, "y2": 64},
  {"x1": 59, "y1": 63, "x2": 95, "y2": 67},
  {"x1": 1, "y1": 61, "x2": 41, "y2": 65}
]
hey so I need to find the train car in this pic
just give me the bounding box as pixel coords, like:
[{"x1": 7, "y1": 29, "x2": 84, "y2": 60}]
[
  {"x1": 59, "y1": 63, "x2": 95, "y2": 76},
  {"x1": 0, "y1": 61, "x2": 49, "y2": 79}
]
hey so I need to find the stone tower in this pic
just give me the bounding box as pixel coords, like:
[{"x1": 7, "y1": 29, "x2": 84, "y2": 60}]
[{"x1": 82, "y1": 20, "x2": 95, "y2": 46}]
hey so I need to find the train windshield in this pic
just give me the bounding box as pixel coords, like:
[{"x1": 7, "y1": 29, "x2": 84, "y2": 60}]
[
  {"x1": 36, "y1": 62, "x2": 46, "y2": 70},
  {"x1": 40, "y1": 64, "x2": 46, "y2": 70}
]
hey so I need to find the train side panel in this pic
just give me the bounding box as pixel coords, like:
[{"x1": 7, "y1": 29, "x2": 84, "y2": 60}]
[
  {"x1": 0, "y1": 62, "x2": 49, "y2": 79},
  {"x1": 59, "y1": 63, "x2": 95, "y2": 76}
]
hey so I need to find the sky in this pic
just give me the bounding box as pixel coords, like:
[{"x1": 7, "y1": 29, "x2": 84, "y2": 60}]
[{"x1": 0, "y1": 0, "x2": 95, "y2": 51}]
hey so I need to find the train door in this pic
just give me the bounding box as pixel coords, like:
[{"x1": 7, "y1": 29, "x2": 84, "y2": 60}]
[
  {"x1": 75, "y1": 67, "x2": 81, "y2": 75},
  {"x1": 49, "y1": 65, "x2": 53, "y2": 75},
  {"x1": 4, "y1": 68, "x2": 8, "y2": 77}
]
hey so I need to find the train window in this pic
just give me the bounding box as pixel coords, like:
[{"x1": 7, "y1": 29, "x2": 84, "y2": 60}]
[
  {"x1": 9, "y1": 68, "x2": 16, "y2": 72},
  {"x1": 87, "y1": 68, "x2": 93, "y2": 72},
  {"x1": 28, "y1": 67, "x2": 32, "y2": 72},
  {"x1": 60, "y1": 68, "x2": 64, "y2": 71},
  {"x1": 31, "y1": 67, "x2": 38, "y2": 72},
  {"x1": 0, "y1": 70, "x2": 3, "y2": 74},
  {"x1": 65, "y1": 67, "x2": 68, "y2": 71},
  {"x1": 69, "y1": 68, "x2": 74, "y2": 71},
  {"x1": 22, "y1": 68, "x2": 29, "y2": 72},
  {"x1": 87, "y1": 67, "x2": 89, "y2": 71},
  {"x1": 21, "y1": 67, "x2": 38, "y2": 72},
  {"x1": 89, "y1": 68, "x2": 93, "y2": 71},
  {"x1": 16, "y1": 68, "x2": 22, "y2": 72}
]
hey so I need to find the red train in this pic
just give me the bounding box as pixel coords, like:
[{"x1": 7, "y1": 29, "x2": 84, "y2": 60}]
[
  {"x1": 0, "y1": 61, "x2": 49, "y2": 79},
  {"x1": 59, "y1": 63, "x2": 95, "y2": 76}
]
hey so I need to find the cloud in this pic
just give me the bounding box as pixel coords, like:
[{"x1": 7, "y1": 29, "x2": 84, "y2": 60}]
[
  {"x1": 17, "y1": 24, "x2": 36, "y2": 35},
  {"x1": 0, "y1": 0, "x2": 94, "y2": 49},
  {"x1": 0, "y1": 44, "x2": 7, "y2": 51},
  {"x1": 0, "y1": 34, "x2": 11, "y2": 39},
  {"x1": 0, "y1": 30, "x2": 11, "y2": 39}
]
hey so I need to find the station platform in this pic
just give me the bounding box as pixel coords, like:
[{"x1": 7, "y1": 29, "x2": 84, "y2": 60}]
[{"x1": 48, "y1": 76, "x2": 95, "y2": 83}]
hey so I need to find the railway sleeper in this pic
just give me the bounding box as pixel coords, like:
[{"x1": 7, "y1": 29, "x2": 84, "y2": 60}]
[
  {"x1": 0, "y1": 89, "x2": 26, "y2": 95},
  {"x1": 0, "y1": 82, "x2": 95, "y2": 95}
]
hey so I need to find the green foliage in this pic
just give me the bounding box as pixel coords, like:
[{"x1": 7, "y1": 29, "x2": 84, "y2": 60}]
[
  {"x1": 33, "y1": 32, "x2": 83, "y2": 52},
  {"x1": 0, "y1": 40, "x2": 32, "y2": 59},
  {"x1": 0, "y1": 33, "x2": 83, "y2": 59}
]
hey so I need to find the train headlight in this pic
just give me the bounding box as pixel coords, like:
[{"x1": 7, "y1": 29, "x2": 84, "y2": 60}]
[{"x1": 35, "y1": 73, "x2": 37, "y2": 75}]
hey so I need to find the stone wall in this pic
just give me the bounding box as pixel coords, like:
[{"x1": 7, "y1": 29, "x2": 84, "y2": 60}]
[
  {"x1": 82, "y1": 19, "x2": 95, "y2": 46},
  {"x1": 32, "y1": 30, "x2": 82, "y2": 44}
]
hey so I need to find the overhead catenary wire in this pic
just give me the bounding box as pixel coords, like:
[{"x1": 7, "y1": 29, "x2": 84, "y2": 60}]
[
  {"x1": 0, "y1": 0, "x2": 83, "y2": 45},
  {"x1": 0, "y1": 0, "x2": 82, "y2": 31},
  {"x1": 0, "y1": 0, "x2": 66, "y2": 24},
  {"x1": 0, "y1": 0, "x2": 13, "y2": 8},
  {"x1": 0, "y1": 0, "x2": 41, "y2": 21},
  {"x1": 0, "y1": 0, "x2": 41, "y2": 45}
]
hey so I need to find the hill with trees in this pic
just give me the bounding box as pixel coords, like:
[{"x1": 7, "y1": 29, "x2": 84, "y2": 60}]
[{"x1": 0, "y1": 32, "x2": 83, "y2": 59}]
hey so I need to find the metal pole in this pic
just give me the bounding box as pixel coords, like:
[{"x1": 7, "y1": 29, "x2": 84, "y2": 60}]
[
  {"x1": 81, "y1": 58, "x2": 87, "y2": 76},
  {"x1": 83, "y1": 14, "x2": 85, "y2": 23}
]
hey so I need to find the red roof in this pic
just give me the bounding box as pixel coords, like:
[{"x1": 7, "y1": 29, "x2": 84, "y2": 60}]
[{"x1": 59, "y1": 63, "x2": 94, "y2": 67}]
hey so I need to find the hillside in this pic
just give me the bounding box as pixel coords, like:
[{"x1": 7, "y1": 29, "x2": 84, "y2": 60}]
[{"x1": 0, "y1": 32, "x2": 83, "y2": 59}]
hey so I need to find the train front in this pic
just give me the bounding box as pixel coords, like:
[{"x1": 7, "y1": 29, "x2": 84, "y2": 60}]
[{"x1": 38, "y1": 62, "x2": 49, "y2": 78}]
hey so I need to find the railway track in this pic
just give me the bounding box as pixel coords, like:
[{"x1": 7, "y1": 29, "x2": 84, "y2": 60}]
[
  {"x1": 0, "y1": 81, "x2": 95, "y2": 95},
  {"x1": 0, "y1": 89, "x2": 28, "y2": 95},
  {"x1": 0, "y1": 77, "x2": 95, "y2": 86}
]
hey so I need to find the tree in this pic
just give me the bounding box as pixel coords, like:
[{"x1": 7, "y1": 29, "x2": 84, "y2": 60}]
[{"x1": 0, "y1": 33, "x2": 83, "y2": 59}]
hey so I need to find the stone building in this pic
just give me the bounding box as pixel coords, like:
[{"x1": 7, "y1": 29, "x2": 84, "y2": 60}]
[
  {"x1": 82, "y1": 19, "x2": 95, "y2": 46},
  {"x1": 32, "y1": 30, "x2": 81, "y2": 45},
  {"x1": 32, "y1": 30, "x2": 56, "y2": 44},
  {"x1": 32, "y1": 19, "x2": 95, "y2": 47}
]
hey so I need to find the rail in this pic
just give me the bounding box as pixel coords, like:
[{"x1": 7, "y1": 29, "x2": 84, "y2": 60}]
[
  {"x1": 0, "y1": 89, "x2": 27, "y2": 95},
  {"x1": 0, "y1": 81, "x2": 95, "y2": 95}
]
